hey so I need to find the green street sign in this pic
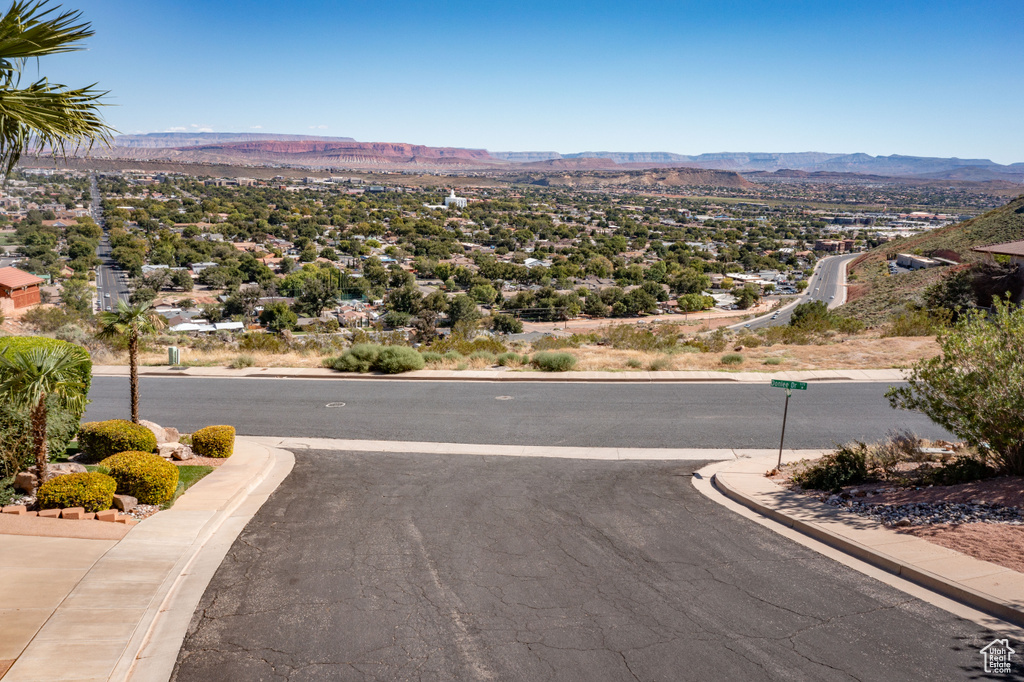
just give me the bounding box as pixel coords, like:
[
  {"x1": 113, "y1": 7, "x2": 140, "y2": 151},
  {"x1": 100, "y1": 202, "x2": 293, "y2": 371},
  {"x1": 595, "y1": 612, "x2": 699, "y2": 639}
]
[{"x1": 771, "y1": 379, "x2": 807, "y2": 391}]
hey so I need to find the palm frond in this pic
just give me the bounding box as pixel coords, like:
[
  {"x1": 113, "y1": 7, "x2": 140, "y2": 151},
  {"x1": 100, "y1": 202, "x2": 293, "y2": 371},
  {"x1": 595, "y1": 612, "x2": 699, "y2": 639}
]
[
  {"x1": 0, "y1": 1, "x2": 111, "y2": 176},
  {"x1": 0, "y1": 343, "x2": 90, "y2": 411}
]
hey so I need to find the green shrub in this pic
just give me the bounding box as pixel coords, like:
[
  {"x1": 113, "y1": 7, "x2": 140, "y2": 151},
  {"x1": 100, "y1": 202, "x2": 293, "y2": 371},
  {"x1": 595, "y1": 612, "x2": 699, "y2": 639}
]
[
  {"x1": 625, "y1": 358, "x2": 642, "y2": 369},
  {"x1": 0, "y1": 476, "x2": 16, "y2": 506},
  {"x1": 720, "y1": 353, "x2": 744, "y2": 365},
  {"x1": 36, "y1": 472, "x2": 117, "y2": 512},
  {"x1": 78, "y1": 420, "x2": 158, "y2": 461},
  {"x1": 762, "y1": 357, "x2": 784, "y2": 366},
  {"x1": 793, "y1": 444, "x2": 869, "y2": 493},
  {"x1": 420, "y1": 351, "x2": 445, "y2": 364},
  {"x1": 0, "y1": 337, "x2": 91, "y2": 476},
  {"x1": 329, "y1": 344, "x2": 382, "y2": 372},
  {"x1": 496, "y1": 352, "x2": 522, "y2": 366},
  {"x1": 604, "y1": 325, "x2": 677, "y2": 352},
  {"x1": 99, "y1": 451, "x2": 179, "y2": 504},
  {"x1": 926, "y1": 455, "x2": 996, "y2": 486},
  {"x1": 191, "y1": 425, "x2": 236, "y2": 458},
  {"x1": 443, "y1": 350, "x2": 463, "y2": 361},
  {"x1": 468, "y1": 350, "x2": 497, "y2": 364},
  {"x1": 531, "y1": 352, "x2": 577, "y2": 372},
  {"x1": 229, "y1": 354, "x2": 255, "y2": 369},
  {"x1": 375, "y1": 346, "x2": 425, "y2": 374}
]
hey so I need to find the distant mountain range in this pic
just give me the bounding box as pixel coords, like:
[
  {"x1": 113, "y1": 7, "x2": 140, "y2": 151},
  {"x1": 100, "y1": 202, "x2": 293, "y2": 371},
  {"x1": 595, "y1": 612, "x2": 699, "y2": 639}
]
[{"x1": 78, "y1": 133, "x2": 1024, "y2": 183}]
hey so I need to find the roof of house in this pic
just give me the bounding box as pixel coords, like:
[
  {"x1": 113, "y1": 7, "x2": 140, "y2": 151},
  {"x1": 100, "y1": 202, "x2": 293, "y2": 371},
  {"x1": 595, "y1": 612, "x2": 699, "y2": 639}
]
[
  {"x1": 0, "y1": 267, "x2": 44, "y2": 288},
  {"x1": 974, "y1": 240, "x2": 1024, "y2": 257}
]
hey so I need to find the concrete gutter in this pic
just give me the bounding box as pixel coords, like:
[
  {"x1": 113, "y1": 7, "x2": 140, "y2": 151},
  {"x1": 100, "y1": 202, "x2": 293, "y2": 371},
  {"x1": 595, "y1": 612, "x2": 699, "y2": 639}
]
[
  {"x1": 711, "y1": 454, "x2": 1024, "y2": 629},
  {"x1": 93, "y1": 365, "x2": 909, "y2": 384}
]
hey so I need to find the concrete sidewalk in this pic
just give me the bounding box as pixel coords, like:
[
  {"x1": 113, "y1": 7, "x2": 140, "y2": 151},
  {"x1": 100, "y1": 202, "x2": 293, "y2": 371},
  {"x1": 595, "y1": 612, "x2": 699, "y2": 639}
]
[
  {"x1": 712, "y1": 453, "x2": 1024, "y2": 629},
  {"x1": 0, "y1": 439, "x2": 293, "y2": 682},
  {"x1": 94, "y1": 364, "x2": 908, "y2": 384}
]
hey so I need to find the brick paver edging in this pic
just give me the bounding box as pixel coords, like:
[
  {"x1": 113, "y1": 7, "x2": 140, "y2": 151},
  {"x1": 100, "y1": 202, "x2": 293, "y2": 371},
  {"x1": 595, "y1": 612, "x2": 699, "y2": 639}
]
[{"x1": 712, "y1": 471, "x2": 1024, "y2": 629}]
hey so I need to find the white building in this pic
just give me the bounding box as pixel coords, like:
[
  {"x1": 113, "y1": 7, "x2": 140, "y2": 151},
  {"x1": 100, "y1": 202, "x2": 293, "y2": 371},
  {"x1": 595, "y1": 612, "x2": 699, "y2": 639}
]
[{"x1": 444, "y1": 189, "x2": 467, "y2": 209}]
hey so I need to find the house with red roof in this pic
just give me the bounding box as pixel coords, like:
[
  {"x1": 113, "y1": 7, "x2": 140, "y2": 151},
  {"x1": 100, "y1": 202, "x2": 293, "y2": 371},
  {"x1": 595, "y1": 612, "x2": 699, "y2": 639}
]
[{"x1": 0, "y1": 267, "x2": 44, "y2": 312}]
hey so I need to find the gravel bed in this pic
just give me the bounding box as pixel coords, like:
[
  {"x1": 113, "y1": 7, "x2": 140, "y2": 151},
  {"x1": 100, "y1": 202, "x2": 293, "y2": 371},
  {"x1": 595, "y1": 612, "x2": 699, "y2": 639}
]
[{"x1": 822, "y1": 495, "x2": 1024, "y2": 527}]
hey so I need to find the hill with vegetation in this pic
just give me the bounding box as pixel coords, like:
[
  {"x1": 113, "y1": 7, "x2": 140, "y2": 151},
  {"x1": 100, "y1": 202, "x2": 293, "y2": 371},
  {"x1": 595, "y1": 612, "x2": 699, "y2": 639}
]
[{"x1": 841, "y1": 194, "x2": 1024, "y2": 325}]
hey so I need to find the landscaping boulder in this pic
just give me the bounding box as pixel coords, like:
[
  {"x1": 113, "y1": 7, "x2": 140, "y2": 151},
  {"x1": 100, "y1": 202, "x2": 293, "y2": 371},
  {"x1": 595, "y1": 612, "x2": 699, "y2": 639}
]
[
  {"x1": 14, "y1": 471, "x2": 36, "y2": 494},
  {"x1": 16, "y1": 463, "x2": 87, "y2": 492},
  {"x1": 158, "y1": 442, "x2": 193, "y2": 461},
  {"x1": 112, "y1": 494, "x2": 137, "y2": 512},
  {"x1": 164, "y1": 426, "x2": 181, "y2": 443},
  {"x1": 140, "y1": 419, "x2": 170, "y2": 445}
]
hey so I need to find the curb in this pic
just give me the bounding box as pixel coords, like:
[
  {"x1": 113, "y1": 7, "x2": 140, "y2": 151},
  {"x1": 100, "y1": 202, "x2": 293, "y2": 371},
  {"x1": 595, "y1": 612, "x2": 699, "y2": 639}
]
[{"x1": 712, "y1": 471, "x2": 1024, "y2": 629}]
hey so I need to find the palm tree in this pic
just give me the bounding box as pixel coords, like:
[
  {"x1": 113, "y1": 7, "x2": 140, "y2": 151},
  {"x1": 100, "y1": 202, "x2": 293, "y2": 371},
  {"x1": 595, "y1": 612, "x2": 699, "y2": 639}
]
[
  {"x1": 0, "y1": 345, "x2": 89, "y2": 485},
  {"x1": 97, "y1": 301, "x2": 165, "y2": 423},
  {"x1": 0, "y1": 1, "x2": 113, "y2": 176}
]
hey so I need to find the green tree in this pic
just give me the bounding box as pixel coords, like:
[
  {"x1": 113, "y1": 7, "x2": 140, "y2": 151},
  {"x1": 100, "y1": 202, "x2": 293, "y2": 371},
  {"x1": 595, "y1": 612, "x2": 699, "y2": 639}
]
[
  {"x1": 0, "y1": 1, "x2": 113, "y2": 176},
  {"x1": 887, "y1": 299, "x2": 1024, "y2": 474},
  {"x1": 258, "y1": 301, "x2": 297, "y2": 332},
  {"x1": 733, "y1": 283, "x2": 760, "y2": 310},
  {"x1": 0, "y1": 344, "x2": 89, "y2": 485},
  {"x1": 447, "y1": 294, "x2": 480, "y2": 326},
  {"x1": 492, "y1": 313, "x2": 523, "y2": 334},
  {"x1": 96, "y1": 301, "x2": 165, "y2": 423}
]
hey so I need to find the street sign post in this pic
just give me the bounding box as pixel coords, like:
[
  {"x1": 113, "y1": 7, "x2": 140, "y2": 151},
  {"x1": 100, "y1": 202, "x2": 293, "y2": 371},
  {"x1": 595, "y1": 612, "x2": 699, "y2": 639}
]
[{"x1": 771, "y1": 379, "x2": 807, "y2": 469}]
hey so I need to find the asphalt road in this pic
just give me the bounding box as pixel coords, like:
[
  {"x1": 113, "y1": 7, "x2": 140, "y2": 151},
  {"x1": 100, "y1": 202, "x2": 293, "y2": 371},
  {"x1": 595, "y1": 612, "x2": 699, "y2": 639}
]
[
  {"x1": 92, "y1": 173, "x2": 130, "y2": 311},
  {"x1": 172, "y1": 451, "x2": 1008, "y2": 681},
  {"x1": 83, "y1": 378, "x2": 952, "y2": 448},
  {"x1": 742, "y1": 254, "x2": 859, "y2": 331}
]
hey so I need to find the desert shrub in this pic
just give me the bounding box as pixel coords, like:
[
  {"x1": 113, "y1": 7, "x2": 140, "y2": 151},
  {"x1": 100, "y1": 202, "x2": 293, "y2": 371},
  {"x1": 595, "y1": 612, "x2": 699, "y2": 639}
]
[
  {"x1": 790, "y1": 301, "x2": 864, "y2": 335},
  {"x1": 736, "y1": 334, "x2": 762, "y2": 348},
  {"x1": 531, "y1": 333, "x2": 598, "y2": 351},
  {"x1": 329, "y1": 344, "x2": 382, "y2": 373},
  {"x1": 531, "y1": 352, "x2": 577, "y2": 372},
  {"x1": 191, "y1": 425, "x2": 236, "y2": 458},
  {"x1": 420, "y1": 351, "x2": 445, "y2": 364},
  {"x1": 496, "y1": 352, "x2": 523, "y2": 367},
  {"x1": 793, "y1": 443, "x2": 869, "y2": 493},
  {"x1": 926, "y1": 454, "x2": 996, "y2": 486},
  {"x1": 230, "y1": 354, "x2": 255, "y2": 369},
  {"x1": 882, "y1": 308, "x2": 952, "y2": 338},
  {"x1": 626, "y1": 358, "x2": 643, "y2": 369},
  {"x1": 648, "y1": 357, "x2": 672, "y2": 371},
  {"x1": 867, "y1": 430, "x2": 923, "y2": 477},
  {"x1": 468, "y1": 350, "x2": 497, "y2": 364},
  {"x1": 604, "y1": 324, "x2": 677, "y2": 352},
  {"x1": 683, "y1": 328, "x2": 730, "y2": 353},
  {"x1": 720, "y1": 353, "x2": 744, "y2": 365},
  {"x1": 375, "y1": 346, "x2": 426, "y2": 373},
  {"x1": 426, "y1": 335, "x2": 507, "y2": 355},
  {"x1": 78, "y1": 420, "x2": 158, "y2": 461},
  {"x1": 99, "y1": 451, "x2": 179, "y2": 504},
  {"x1": 239, "y1": 332, "x2": 288, "y2": 353},
  {"x1": 762, "y1": 357, "x2": 784, "y2": 366},
  {"x1": 36, "y1": 472, "x2": 117, "y2": 512},
  {"x1": 443, "y1": 350, "x2": 463, "y2": 361}
]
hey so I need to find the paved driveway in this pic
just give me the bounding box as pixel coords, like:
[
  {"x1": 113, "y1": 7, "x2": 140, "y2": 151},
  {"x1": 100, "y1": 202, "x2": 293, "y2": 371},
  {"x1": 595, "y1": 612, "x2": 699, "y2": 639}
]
[{"x1": 173, "y1": 451, "x2": 1009, "y2": 681}]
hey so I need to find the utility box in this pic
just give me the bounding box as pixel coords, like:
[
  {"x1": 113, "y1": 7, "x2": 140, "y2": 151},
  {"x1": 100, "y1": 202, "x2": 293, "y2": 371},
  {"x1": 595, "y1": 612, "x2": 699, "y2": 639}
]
[{"x1": 168, "y1": 346, "x2": 180, "y2": 366}]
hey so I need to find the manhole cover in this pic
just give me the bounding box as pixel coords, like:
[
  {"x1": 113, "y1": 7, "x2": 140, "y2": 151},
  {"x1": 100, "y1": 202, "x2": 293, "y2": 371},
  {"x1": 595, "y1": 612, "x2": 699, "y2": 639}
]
[
  {"x1": 325, "y1": 402, "x2": 346, "y2": 408},
  {"x1": 495, "y1": 396, "x2": 514, "y2": 401}
]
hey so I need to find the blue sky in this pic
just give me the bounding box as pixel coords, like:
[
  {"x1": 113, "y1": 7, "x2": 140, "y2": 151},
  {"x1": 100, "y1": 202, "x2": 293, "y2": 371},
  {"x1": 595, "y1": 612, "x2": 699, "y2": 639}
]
[{"x1": 38, "y1": 0, "x2": 1024, "y2": 162}]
